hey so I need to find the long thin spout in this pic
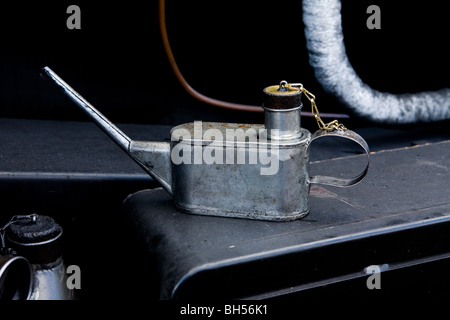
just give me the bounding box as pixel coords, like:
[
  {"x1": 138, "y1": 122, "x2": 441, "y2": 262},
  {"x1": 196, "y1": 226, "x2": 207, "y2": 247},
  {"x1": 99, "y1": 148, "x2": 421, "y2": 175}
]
[
  {"x1": 42, "y1": 66, "x2": 131, "y2": 151},
  {"x1": 43, "y1": 67, "x2": 173, "y2": 195}
]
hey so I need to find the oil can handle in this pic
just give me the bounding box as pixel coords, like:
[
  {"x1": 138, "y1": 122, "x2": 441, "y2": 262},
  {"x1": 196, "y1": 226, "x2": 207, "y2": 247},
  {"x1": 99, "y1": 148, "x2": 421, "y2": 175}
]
[{"x1": 308, "y1": 129, "x2": 370, "y2": 187}]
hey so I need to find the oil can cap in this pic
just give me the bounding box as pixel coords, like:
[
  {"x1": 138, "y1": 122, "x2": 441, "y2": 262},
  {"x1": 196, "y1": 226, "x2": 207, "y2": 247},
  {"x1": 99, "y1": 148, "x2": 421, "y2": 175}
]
[
  {"x1": 263, "y1": 80, "x2": 303, "y2": 110},
  {"x1": 6, "y1": 215, "x2": 62, "y2": 245},
  {"x1": 6, "y1": 215, "x2": 63, "y2": 265}
]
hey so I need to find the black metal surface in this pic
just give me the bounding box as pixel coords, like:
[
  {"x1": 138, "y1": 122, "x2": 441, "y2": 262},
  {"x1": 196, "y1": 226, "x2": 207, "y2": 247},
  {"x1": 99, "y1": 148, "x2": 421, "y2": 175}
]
[
  {"x1": 122, "y1": 138, "x2": 450, "y2": 299},
  {"x1": 0, "y1": 118, "x2": 449, "y2": 299},
  {"x1": 0, "y1": 118, "x2": 170, "y2": 174}
]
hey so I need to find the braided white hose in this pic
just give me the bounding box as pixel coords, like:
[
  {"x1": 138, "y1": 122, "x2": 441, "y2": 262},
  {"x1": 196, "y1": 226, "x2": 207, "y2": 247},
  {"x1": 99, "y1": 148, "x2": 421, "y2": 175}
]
[{"x1": 303, "y1": 0, "x2": 450, "y2": 124}]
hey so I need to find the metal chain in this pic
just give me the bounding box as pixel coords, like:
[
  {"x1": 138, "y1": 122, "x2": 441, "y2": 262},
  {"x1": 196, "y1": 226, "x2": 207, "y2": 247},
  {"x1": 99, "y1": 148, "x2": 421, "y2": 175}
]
[{"x1": 284, "y1": 83, "x2": 347, "y2": 131}]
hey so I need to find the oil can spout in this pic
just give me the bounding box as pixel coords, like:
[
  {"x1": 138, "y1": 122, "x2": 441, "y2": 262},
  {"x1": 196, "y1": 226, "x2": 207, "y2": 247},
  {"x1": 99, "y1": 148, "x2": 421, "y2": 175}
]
[
  {"x1": 42, "y1": 67, "x2": 173, "y2": 195},
  {"x1": 42, "y1": 67, "x2": 131, "y2": 151}
]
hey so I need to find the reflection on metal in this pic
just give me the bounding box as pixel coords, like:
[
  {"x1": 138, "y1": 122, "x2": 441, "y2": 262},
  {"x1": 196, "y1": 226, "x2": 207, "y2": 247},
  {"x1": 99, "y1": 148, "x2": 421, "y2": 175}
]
[{"x1": 29, "y1": 258, "x2": 73, "y2": 300}]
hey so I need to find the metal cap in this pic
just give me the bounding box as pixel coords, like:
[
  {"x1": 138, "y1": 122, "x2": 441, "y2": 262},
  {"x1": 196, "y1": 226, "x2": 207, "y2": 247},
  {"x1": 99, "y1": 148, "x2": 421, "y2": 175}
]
[{"x1": 6, "y1": 216, "x2": 63, "y2": 265}]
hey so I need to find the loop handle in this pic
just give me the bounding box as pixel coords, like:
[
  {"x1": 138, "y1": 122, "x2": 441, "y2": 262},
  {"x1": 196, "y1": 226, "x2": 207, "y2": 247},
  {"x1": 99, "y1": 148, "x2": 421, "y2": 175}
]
[{"x1": 308, "y1": 129, "x2": 370, "y2": 187}]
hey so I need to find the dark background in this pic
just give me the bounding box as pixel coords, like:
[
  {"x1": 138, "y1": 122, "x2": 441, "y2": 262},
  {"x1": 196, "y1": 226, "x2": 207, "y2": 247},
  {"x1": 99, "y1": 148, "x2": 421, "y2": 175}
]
[
  {"x1": 0, "y1": 0, "x2": 448, "y2": 128},
  {"x1": 0, "y1": 0, "x2": 449, "y2": 302}
]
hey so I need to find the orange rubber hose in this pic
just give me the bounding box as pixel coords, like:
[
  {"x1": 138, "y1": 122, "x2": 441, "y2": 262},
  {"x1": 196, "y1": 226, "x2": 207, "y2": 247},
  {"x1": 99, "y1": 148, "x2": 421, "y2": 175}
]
[{"x1": 158, "y1": 0, "x2": 350, "y2": 119}]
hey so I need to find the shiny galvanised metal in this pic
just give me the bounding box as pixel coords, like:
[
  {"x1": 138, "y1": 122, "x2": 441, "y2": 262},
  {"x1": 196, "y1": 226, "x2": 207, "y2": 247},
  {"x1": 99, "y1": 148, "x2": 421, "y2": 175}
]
[
  {"x1": 5, "y1": 215, "x2": 75, "y2": 300},
  {"x1": 44, "y1": 68, "x2": 370, "y2": 221},
  {"x1": 263, "y1": 107, "x2": 302, "y2": 140}
]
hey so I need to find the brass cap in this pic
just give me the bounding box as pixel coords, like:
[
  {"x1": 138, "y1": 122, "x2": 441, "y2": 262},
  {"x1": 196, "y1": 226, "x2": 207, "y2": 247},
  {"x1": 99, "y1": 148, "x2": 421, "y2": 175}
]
[{"x1": 263, "y1": 81, "x2": 303, "y2": 110}]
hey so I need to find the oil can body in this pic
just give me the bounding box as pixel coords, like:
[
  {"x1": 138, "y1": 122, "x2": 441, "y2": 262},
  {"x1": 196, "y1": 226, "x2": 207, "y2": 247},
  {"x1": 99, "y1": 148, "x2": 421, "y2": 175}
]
[{"x1": 170, "y1": 122, "x2": 312, "y2": 221}]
